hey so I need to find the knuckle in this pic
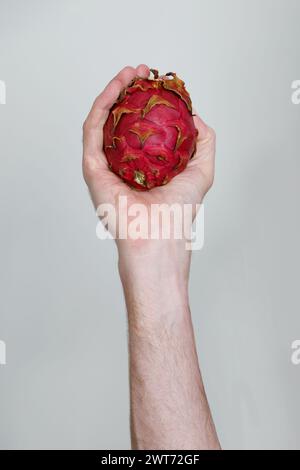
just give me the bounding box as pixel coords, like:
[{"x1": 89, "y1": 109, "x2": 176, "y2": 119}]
[
  {"x1": 83, "y1": 155, "x2": 94, "y2": 172},
  {"x1": 82, "y1": 157, "x2": 94, "y2": 182},
  {"x1": 207, "y1": 126, "x2": 216, "y2": 141},
  {"x1": 207, "y1": 172, "x2": 215, "y2": 189},
  {"x1": 82, "y1": 154, "x2": 102, "y2": 181},
  {"x1": 82, "y1": 119, "x2": 89, "y2": 133},
  {"x1": 122, "y1": 65, "x2": 135, "y2": 74},
  {"x1": 113, "y1": 78, "x2": 123, "y2": 90}
]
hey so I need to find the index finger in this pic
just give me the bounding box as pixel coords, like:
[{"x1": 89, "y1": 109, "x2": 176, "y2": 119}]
[{"x1": 83, "y1": 64, "x2": 149, "y2": 132}]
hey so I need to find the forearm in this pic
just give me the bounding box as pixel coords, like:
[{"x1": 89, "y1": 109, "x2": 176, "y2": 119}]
[{"x1": 118, "y1": 241, "x2": 220, "y2": 450}]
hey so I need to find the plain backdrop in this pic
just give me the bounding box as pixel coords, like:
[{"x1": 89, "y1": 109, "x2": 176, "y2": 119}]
[{"x1": 0, "y1": 0, "x2": 300, "y2": 450}]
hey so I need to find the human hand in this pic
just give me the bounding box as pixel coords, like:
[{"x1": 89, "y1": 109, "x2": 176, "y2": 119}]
[{"x1": 82, "y1": 64, "x2": 216, "y2": 236}]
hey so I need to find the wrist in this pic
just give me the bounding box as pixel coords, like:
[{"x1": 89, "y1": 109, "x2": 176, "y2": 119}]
[
  {"x1": 118, "y1": 239, "x2": 191, "y2": 327},
  {"x1": 118, "y1": 238, "x2": 191, "y2": 286}
]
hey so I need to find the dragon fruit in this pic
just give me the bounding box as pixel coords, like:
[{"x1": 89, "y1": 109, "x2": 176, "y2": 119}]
[{"x1": 103, "y1": 69, "x2": 198, "y2": 190}]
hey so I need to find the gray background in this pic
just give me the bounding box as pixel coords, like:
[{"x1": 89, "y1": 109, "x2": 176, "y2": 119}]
[{"x1": 0, "y1": 0, "x2": 299, "y2": 450}]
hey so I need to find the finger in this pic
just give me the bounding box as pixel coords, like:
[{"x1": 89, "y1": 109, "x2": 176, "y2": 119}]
[
  {"x1": 83, "y1": 66, "x2": 142, "y2": 162},
  {"x1": 136, "y1": 63, "x2": 150, "y2": 78},
  {"x1": 187, "y1": 112, "x2": 216, "y2": 189},
  {"x1": 83, "y1": 66, "x2": 149, "y2": 185},
  {"x1": 84, "y1": 66, "x2": 138, "y2": 132},
  {"x1": 192, "y1": 113, "x2": 215, "y2": 161},
  {"x1": 192, "y1": 111, "x2": 209, "y2": 139}
]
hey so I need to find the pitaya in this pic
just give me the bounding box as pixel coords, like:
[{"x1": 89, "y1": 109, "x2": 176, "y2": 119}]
[{"x1": 103, "y1": 69, "x2": 198, "y2": 190}]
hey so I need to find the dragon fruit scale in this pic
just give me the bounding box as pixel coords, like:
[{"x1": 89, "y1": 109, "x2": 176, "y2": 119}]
[{"x1": 103, "y1": 69, "x2": 198, "y2": 190}]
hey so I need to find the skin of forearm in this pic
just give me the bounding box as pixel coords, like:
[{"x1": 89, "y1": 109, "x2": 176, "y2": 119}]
[
  {"x1": 118, "y1": 241, "x2": 220, "y2": 450},
  {"x1": 82, "y1": 64, "x2": 218, "y2": 450}
]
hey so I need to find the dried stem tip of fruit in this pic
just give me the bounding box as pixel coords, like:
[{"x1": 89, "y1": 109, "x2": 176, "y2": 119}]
[
  {"x1": 134, "y1": 170, "x2": 146, "y2": 186},
  {"x1": 150, "y1": 68, "x2": 159, "y2": 79}
]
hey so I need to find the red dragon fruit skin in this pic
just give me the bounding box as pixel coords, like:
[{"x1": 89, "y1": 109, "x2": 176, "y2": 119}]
[{"x1": 103, "y1": 69, "x2": 198, "y2": 190}]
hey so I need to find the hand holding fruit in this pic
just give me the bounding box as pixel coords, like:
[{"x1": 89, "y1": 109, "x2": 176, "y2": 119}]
[{"x1": 83, "y1": 65, "x2": 215, "y2": 221}]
